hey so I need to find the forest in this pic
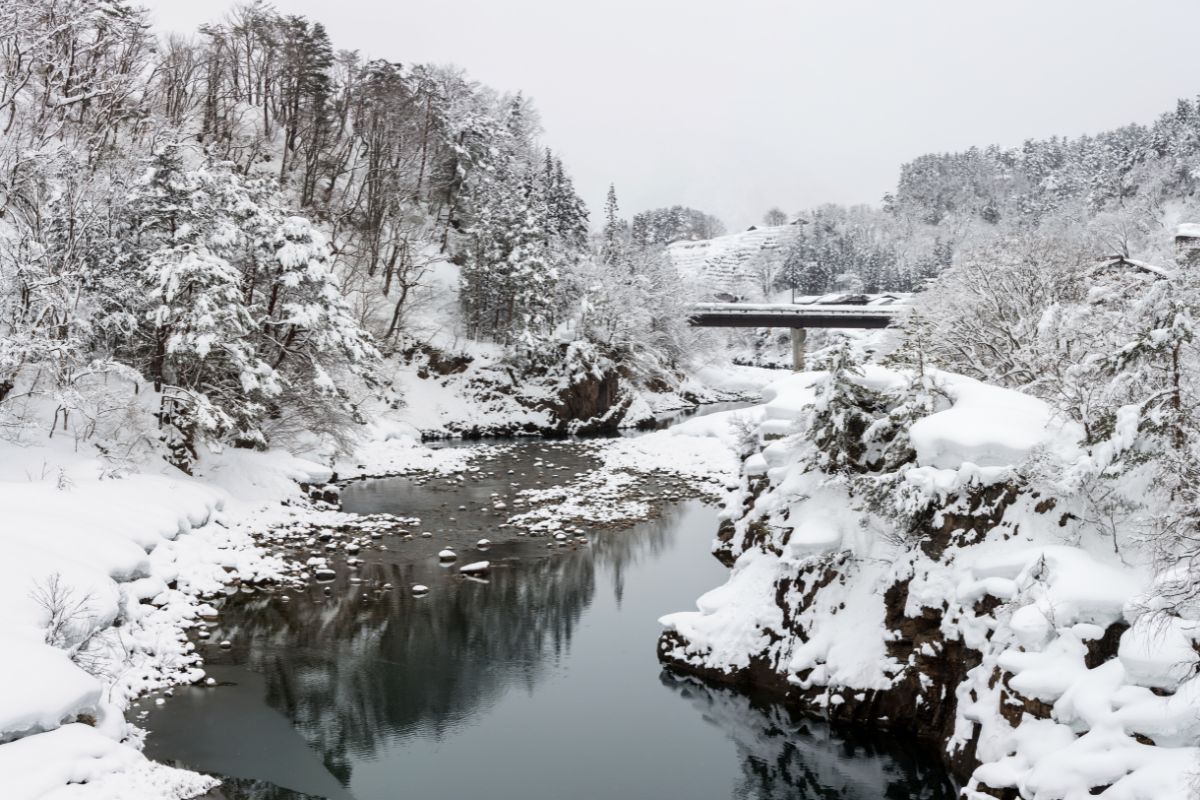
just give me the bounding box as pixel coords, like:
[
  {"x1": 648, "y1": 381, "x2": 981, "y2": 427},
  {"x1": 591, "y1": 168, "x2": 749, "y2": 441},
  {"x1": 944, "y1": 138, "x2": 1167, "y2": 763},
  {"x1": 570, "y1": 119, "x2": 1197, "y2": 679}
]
[
  {"x1": 6, "y1": 0, "x2": 1200, "y2": 641},
  {"x1": 0, "y1": 0, "x2": 697, "y2": 470}
]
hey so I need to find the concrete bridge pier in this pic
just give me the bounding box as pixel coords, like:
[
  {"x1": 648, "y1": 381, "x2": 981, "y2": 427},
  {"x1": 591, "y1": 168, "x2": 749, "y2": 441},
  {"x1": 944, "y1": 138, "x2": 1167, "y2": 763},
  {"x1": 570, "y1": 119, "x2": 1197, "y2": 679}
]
[{"x1": 791, "y1": 328, "x2": 807, "y2": 371}]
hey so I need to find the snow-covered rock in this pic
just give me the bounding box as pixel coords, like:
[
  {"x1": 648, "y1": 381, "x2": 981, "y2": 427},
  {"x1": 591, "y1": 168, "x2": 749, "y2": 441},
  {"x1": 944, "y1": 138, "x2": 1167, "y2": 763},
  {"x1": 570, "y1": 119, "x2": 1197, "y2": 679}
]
[{"x1": 658, "y1": 364, "x2": 1198, "y2": 799}]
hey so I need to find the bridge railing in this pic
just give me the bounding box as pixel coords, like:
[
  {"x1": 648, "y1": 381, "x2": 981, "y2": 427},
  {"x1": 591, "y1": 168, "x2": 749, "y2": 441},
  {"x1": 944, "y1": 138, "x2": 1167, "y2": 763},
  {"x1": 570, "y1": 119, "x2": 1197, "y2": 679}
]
[{"x1": 688, "y1": 302, "x2": 901, "y2": 318}]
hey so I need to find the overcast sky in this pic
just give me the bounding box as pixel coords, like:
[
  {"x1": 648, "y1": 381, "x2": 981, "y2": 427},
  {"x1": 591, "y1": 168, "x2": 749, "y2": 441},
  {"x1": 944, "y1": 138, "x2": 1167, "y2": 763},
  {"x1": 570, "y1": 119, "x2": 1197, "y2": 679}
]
[{"x1": 142, "y1": 0, "x2": 1200, "y2": 230}]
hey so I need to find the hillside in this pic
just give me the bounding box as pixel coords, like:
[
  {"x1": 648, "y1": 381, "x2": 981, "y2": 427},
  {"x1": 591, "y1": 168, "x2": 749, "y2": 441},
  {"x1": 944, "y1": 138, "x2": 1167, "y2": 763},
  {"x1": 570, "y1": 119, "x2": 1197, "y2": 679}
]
[{"x1": 668, "y1": 223, "x2": 801, "y2": 300}]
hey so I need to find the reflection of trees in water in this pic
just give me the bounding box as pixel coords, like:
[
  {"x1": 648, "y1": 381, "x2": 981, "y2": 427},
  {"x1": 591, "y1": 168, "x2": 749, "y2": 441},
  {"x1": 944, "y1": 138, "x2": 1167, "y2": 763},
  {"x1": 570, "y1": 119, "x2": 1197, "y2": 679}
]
[
  {"x1": 589, "y1": 498, "x2": 686, "y2": 607},
  {"x1": 212, "y1": 495, "x2": 691, "y2": 785},
  {"x1": 660, "y1": 672, "x2": 955, "y2": 800},
  {"x1": 202, "y1": 777, "x2": 320, "y2": 800}
]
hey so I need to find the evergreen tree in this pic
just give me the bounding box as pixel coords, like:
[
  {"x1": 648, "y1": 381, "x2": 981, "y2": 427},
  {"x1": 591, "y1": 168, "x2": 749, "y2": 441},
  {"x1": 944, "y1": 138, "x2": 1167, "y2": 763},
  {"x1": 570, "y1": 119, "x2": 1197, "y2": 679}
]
[
  {"x1": 602, "y1": 184, "x2": 625, "y2": 269},
  {"x1": 807, "y1": 340, "x2": 886, "y2": 474}
]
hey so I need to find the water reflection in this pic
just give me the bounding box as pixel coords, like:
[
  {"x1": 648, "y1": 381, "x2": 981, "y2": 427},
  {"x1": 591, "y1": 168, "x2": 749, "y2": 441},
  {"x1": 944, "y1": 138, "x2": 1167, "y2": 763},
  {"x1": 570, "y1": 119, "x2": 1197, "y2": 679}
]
[
  {"x1": 196, "y1": 779, "x2": 324, "y2": 800},
  {"x1": 661, "y1": 672, "x2": 956, "y2": 800},
  {"x1": 143, "y1": 440, "x2": 949, "y2": 800},
  {"x1": 149, "y1": 495, "x2": 689, "y2": 795}
]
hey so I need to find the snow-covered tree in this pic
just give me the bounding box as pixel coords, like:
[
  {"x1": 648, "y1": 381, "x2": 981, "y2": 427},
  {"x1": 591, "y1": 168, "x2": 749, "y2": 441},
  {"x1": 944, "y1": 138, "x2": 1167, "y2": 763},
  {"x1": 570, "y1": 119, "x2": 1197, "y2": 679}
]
[
  {"x1": 762, "y1": 208, "x2": 789, "y2": 226},
  {"x1": 806, "y1": 340, "x2": 887, "y2": 475},
  {"x1": 121, "y1": 149, "x2": 378, "y2": 465}
]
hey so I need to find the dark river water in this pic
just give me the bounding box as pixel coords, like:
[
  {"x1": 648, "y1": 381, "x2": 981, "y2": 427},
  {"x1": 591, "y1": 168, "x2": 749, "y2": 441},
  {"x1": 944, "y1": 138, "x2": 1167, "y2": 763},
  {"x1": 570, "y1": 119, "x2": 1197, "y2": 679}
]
[{"x1": 140, "y1": 411, "x2": 953, "y2": 800}]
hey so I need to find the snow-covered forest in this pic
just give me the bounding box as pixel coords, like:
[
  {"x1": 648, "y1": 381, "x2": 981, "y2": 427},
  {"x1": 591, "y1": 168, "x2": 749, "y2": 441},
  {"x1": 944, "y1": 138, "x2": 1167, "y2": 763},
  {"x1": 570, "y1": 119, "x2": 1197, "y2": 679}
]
[
  {"x1": 7, "y1": 1, "x2": 1200, "y2": 798},
  {"x1": 0, "y1": 0, "x2": 715, "y2": 464}
]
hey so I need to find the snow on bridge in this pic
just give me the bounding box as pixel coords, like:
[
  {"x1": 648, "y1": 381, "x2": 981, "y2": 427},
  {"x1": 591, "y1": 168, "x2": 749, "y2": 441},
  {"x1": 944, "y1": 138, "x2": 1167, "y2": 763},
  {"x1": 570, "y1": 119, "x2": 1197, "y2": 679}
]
[
  {"x1": 688, "y1": 293, "x2": 909, "y2": 370},
  {"x1": 688, "y1": 294, "x2": 908, "y2": 330}
]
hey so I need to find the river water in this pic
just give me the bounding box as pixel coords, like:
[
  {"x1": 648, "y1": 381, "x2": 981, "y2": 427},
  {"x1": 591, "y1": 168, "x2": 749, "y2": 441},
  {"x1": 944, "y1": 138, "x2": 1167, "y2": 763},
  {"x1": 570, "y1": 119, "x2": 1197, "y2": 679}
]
[{"x1": 140, "y1": 410, "x2": 953, "y2": 800}]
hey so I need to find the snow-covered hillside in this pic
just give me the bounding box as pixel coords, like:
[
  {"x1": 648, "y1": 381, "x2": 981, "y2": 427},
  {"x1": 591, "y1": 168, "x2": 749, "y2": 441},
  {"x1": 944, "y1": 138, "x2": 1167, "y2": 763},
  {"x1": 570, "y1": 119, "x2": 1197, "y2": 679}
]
[{"x1": 668, "y1": 224, "x2": 801, "y2": 299}]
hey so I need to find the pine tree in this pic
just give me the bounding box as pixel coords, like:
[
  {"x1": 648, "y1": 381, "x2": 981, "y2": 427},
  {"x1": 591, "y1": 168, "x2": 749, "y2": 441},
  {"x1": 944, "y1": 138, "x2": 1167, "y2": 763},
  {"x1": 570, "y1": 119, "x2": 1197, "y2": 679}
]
[
  {"x1": 807, "y1": 339, "x2": 886, "y2": 474},
  {"x1": 601, "y1": 184, "x2": 625, "y2": 270}
]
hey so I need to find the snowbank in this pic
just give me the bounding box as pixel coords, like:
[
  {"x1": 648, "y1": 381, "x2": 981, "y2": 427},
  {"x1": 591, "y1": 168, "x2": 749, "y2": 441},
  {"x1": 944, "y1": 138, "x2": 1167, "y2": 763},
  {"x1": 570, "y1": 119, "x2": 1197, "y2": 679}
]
[
  {"x1": 659, "y1": 364, "x2": 1200, "y2": 799},
  {"x1": 0, "y1": 725, "x2": 215, "y2": 800},
  {"x1": 909, "y1": 373, "x2": 1076, "y2": 471},
  {"x1": 0, "y1": 416, "x2": 449, "y2": 798}
]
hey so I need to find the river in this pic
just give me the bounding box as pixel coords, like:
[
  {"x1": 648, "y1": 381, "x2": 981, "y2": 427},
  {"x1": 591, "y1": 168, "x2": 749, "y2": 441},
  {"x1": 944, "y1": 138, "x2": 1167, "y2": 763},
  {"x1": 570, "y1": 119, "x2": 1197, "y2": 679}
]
[{"x1": 139, "y1": 407, "x2": 954, "y2": 800}]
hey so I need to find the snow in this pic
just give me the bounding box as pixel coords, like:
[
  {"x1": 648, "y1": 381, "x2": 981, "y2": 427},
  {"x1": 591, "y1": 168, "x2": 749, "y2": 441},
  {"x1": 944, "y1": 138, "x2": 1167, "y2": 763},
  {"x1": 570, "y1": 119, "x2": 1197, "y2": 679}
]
[
  {"x1": 908, "y1": 373, "x2": 1076, "y2": 470},
  {"x1": 667, "y1": 224, "x2": 799, "y2": 298},
  {"x1": 0, "y1": 724, "x2": 216, "y2": 800},
  {"x1": 0, "y1": 405, "x2": 464, "y2": 797},
  {"x1": 0, "y1": 637, "x2": 102, "y2": 742},
  {"x1": 691, "y1": 364, "x2": 781, "y2": 395},
  {"x1": 1096, "y1": 255, "x2": 1174, "y2": 279},
  {"x1": 660, "y1": 361, "x2": 1200, "y2": 800},
  {"x1": 0, "y1": 320, "x2": 1192, "y2": 800},
  {"x1": 504, "y1": 408, "x2": 752, "y2": 535},
  {"x1": 661, "y1": 550, "x2": 785, "y2": 671},
  {"x1": 1118, "y1": 614, "x2": 1200, "y2": 690}
]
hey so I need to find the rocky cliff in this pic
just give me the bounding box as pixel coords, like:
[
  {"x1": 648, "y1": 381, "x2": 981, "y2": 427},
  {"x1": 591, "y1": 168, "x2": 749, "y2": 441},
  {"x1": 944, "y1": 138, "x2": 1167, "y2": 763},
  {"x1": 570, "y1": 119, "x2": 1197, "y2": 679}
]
[{"x1": 658, "y1": 368, "x2": 1200, "y2": 799}]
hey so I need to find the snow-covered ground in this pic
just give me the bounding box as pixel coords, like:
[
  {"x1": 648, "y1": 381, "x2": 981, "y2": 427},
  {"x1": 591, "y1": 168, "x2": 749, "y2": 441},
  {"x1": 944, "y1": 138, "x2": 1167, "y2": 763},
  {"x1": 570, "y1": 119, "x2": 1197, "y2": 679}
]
[
  {"x1": 0, "y1": 360, "x2": 776, "y2": 799},
  {"x1": 503, "y1": 404, "x2": 760, "y2": 534},
  {"x1": 0, "y1": 416, "x2": 480, "y2": 798},
  {"x1": 389, "y1": 345, "x2": 779, "y2": 437},
  {"x1": 659, "y1": 367, "x2": 1200, "y2": 799}
]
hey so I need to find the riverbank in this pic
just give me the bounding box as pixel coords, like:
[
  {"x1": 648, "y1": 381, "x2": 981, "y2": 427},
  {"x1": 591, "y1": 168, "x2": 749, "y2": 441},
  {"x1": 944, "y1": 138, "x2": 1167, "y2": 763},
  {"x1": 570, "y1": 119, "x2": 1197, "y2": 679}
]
[
  {"x1": 0, "y1": 364, "x2": 778, "y2": 799},
  {"x1": 389, "y1": 344, "x2": 779, "y2": 438},
  {"x1": 0, "y1": 435, "x2": 468, "y2": 800},
  {"x1": 657, "y1": 367, "x2": 1200, "y2": 800},
  {"x1": 138, "y1": 438, "x2": 951, "y2": 800}
]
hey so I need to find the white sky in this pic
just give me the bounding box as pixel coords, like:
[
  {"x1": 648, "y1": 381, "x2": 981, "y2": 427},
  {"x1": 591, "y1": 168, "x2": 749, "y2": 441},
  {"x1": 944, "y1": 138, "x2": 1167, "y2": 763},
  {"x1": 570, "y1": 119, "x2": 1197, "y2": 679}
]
[{"x1": 141, "y1": 0, "x2": 1200, "y2": 229}]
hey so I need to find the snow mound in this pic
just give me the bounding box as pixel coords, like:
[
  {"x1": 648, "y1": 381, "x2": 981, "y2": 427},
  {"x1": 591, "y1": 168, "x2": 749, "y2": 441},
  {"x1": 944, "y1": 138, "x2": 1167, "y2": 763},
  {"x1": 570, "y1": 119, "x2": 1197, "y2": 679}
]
[
  {"x1": 909, "y1": 373, "x2": 1075, "y2": 470},
  {"x1": 0, "y1": 724, "x2": 216, "y2": 800},
  {"x1": 0, "y1": 636, "x2": 101, "y2": 741}
]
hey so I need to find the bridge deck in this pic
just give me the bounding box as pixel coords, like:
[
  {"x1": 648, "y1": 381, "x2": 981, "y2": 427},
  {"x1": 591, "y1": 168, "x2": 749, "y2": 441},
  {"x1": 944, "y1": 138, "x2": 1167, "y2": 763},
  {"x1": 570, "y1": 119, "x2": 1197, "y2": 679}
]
[{"x1": 688, "y1": 302, "x2": 902, "y2": 329}]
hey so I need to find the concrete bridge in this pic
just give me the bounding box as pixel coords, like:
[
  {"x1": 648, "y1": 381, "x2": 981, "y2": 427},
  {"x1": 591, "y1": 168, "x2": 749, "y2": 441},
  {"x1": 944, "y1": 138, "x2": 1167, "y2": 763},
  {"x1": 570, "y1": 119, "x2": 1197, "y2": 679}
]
[{"x1": 687, "y1": 294, "x2": 907, "y2": 369}]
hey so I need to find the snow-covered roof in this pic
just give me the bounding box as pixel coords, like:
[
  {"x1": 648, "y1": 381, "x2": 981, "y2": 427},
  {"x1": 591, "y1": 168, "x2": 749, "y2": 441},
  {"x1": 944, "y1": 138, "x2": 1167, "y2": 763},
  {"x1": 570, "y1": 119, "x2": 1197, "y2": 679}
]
[
  {"x1": 1175, "y1": 223, "x2": 1200, "y2": 239},
  {"x1": 790, "y1": 293, "x2": 910, "y2": 306},
  {"x1": 1095, "y1": 256, "x2": 1173, "y2": 279}
]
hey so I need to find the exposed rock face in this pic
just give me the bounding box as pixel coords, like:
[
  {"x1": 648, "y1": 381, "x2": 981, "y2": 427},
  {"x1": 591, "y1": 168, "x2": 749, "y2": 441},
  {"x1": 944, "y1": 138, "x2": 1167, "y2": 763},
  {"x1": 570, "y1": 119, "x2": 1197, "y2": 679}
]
[
  {"x1": 660, "y1": 472, "x2": 1118, "y2": 788},
  {"x1": 404, "y1": 342, "x2": 473, "y2": 378},
  {"x1": 540, "y1": 366, "x2": 630, "y2": 436},
  {"x1": 400, "y1": 342, "x2": 636, "y2": 438},
  {"x1": 659, "y1": 481, "x2": 1016, "y2": 784}
]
